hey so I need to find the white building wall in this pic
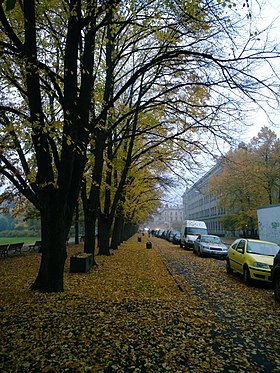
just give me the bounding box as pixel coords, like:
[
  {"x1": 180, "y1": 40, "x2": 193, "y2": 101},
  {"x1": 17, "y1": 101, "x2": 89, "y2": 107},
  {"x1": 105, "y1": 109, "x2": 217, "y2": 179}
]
[{"x1": 182, "y1": 163, "x2": 228, "y2": 236}]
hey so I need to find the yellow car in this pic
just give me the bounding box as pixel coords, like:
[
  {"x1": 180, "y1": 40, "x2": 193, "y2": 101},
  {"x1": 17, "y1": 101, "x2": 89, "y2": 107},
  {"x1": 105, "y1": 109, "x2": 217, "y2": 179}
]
[{"x1": 226, "y1": 238, "x2": 280, "y2": 285}]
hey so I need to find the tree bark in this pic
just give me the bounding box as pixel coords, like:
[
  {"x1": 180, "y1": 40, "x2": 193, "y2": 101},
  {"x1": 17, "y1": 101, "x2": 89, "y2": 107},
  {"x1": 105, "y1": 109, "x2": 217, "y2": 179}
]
[
  {"x1": 30, "y1": 192, "x2": 68, "y2": 292},
  {"x1": 111, "y1": 198, "x2": 125, "y2": 249},
  {"x1": 81, "y1": 172, "x2": 99, "y2": 260},
  {"x1": 111, "y1": 215, "x2": 124, "y2": 249},
  {"x1": 83, "y1": 205, "x2": 97, "y2": 258},
  {"x1": 98, "y1": 214, "x2": 111, "y2": 256},
  {"x1": 74, "y1": 202, "x2": 79, "y2": 245}
]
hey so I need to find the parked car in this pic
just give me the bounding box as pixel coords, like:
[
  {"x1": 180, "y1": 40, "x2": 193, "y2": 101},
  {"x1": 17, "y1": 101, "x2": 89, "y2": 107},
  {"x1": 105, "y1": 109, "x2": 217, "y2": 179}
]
[
  {"x1": 165, "y1": 230, "x2": 173, "y2": 241},
  {"x1": 226, "y1": 238, "x2": 280, "y2": 285},
  {"x1": 156, "y1": 230, "x2": 164, "y2": 238},
  {"x1": 172, "y1": 232, "x2": 181, "y2": 245},
  {"x1": 271, "y1": 249, "x2": 280, "y2": 302},
  {"x1": 193, "y1": 234, "x2": 228, "y2": 259},
  {"x1": 180, "y1": 220, "x2": 208, "y2": 249},
  {"x1": 167, "y1": 230, "x2": 180, "y2": 242},
  {"x1": 161, "y1": 230, "x2": 168, "y2": 239}
]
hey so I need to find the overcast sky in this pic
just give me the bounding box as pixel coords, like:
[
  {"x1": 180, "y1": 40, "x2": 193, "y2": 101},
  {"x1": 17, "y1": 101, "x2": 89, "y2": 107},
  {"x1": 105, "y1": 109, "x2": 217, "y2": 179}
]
[
  {"x1": 168, "y1": 1, "x2": 280, "y2": 203},
  {"x1": 243, "y1": 0, "x2": 280, "y2": 140}
]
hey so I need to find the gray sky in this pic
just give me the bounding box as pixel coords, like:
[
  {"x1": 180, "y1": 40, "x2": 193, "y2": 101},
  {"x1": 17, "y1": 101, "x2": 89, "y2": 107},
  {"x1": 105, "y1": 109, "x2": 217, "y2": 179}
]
[{"x1": 243, "y1": 0, "x2": 280, "y2": 140}]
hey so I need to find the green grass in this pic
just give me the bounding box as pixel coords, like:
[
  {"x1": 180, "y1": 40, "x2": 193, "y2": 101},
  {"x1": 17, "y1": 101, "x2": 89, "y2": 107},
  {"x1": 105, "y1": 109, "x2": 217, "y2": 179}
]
[{"x1": 0, "y1": 237, "x2": 41, "y2": 245}]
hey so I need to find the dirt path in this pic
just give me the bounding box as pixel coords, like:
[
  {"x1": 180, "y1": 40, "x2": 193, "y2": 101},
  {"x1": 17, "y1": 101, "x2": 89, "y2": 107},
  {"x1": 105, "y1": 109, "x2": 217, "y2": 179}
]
[{"x1": 152, "y1": 237, "x2": 280, "y2": 373}]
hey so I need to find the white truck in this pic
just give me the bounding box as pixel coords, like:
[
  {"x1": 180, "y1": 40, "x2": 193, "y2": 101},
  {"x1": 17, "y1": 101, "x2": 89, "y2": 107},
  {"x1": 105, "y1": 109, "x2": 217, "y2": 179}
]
[
  {"x1": 257, "y1": 204, "x2": 280, "y2": 245},
  {"x1": 180, "y1": 220, "x2": 208, "y2": 250}
]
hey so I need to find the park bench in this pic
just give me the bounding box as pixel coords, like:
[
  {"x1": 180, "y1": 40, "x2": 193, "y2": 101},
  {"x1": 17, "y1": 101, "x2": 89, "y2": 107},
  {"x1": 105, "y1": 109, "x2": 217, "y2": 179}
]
[
  {"x1": 8, "y1": 242, "x2": 24, "y2": 255},
  {"x1": 0, "y1": 242, "x2": 24, "y2": 257},
  {"x1": 28, "y1": 240, "x2": 42, "y2": 252},
  {"x1": 0, "y1": 244, "x2": 10, "y2": 258}
]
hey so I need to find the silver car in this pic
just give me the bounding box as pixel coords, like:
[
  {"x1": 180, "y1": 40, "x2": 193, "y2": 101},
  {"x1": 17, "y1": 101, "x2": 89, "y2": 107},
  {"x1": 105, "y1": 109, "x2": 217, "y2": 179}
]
[{"x1": 193, "y1": 234, "x2": 228, "y2": 259}]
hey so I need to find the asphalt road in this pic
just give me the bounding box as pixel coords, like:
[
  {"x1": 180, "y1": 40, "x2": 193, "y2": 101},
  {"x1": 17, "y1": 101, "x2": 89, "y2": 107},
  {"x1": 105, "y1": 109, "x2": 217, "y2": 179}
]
[{"x1": 152, "y1": 237, "x2": 280, "y2": 373}]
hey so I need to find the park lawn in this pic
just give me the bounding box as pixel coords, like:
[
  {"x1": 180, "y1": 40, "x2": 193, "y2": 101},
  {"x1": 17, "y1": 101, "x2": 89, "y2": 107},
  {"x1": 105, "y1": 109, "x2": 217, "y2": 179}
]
[
  {"x1": 0, "y1": 236, "x2": 41, "y2": 245},
  {"x1": 0, "y1": 236, "x2": 221, "y2": 372}
]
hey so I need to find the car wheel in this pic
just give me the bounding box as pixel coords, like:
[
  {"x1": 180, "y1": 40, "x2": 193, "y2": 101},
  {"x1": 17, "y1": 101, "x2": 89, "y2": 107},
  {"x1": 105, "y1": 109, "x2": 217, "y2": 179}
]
[
  {"x1": 274, "y1": 275, "x2": 280, "y2": 302},
  {"x1": 243, "y1": 266, "x2": 251, "y2": 285},
  {"x1": 198, "y1": 248, "x2": 203, "y2": 257},
  {"x1": 226, "y1": 258, "x2": 233, "y2": 274}
]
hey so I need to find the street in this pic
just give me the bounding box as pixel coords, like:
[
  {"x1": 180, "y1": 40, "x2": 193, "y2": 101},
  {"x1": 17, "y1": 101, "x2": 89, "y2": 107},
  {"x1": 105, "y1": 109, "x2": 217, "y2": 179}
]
[{"x1": 153, "y1": 237, "x2": 280, "y2": 373}]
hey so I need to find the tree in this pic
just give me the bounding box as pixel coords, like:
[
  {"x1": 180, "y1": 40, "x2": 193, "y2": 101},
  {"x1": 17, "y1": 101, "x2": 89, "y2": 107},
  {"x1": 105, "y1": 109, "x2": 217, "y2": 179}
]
[
  {"x1": 249, "y1": 127, "x2": 280, "y2": 204},
  {"x1": 78, "y1": 0, "x2": 225, "y2": 256},
  {"x1": 208, "y1": 149, "x2": 261, "y2": 232},
  {"x1": 0, "y1": 0, "x2": 101, "y2": 291},
  {"x1": 110, "y1": 148, "x2": 170, "y2": 249},
  {"x1": 0, "y1": 216, "x2": 10, "y2": 231},
  {"x1": 208, "y1": 128, "x2": 280, "y2": 232},
  {"x1": 79, "y1": 0, "x2": 211, "y2": 257}
]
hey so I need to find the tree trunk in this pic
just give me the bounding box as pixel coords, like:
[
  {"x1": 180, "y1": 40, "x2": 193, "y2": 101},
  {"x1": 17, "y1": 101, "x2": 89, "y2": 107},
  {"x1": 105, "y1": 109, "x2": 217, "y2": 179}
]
[
  {"x1": 83, "y1": 208, "x2": 97, "y2": 256},
  {"x1": 122, "y1": 222, "x2": 137, "y2": 241},
  {"x1": 74, "y1": 202, "x2": 79, "y2": 244},
  {"x1": 111, "y1": 215, "x2": 124, "y2": 249},
  {"x1": 81, "y1": 184, "x2": 97, "y2": 261},
  {"x1": 122, "y1": 222, "x2": 129, "y2": 241},
  {"x1": 30, "y1": 196, "x2": 68, "y2": 292},
  {"x1": 98, "y1": 214, "x2": 111, "y2": 256}
]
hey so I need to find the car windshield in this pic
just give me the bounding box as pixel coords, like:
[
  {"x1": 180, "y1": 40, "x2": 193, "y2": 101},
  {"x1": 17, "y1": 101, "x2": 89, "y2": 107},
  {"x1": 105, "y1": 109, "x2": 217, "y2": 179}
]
[
  {"x1": 246, "y1": 241, "x2": 280, "y2": 256},
  {"x1": 186, "y1": 227, "x2": 207, "y2": 235},
  {"x1": 201, "y1": 235, "x2": 221, "y2": 243}
]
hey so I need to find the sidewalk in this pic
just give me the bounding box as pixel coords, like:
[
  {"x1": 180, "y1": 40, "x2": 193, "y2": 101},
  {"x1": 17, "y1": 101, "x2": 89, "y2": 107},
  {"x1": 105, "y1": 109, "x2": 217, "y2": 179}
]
[{"x1": 1, "y1": 235, "x2": 214, "y2": 373}]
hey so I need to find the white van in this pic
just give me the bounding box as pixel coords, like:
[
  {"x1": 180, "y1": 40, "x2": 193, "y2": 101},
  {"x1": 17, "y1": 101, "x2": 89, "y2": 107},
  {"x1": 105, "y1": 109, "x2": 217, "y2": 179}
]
[{"x1": 180, "y1": 220, "x2": 208, "y2": 250}]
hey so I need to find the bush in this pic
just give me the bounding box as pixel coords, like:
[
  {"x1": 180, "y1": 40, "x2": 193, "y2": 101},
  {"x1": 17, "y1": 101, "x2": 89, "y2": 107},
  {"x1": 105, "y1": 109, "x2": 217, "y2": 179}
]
[
  {"x1": 0, "y1": 230, "x2": 39, "y2": 237},
  {"x1": 0, "y1": 216, "x2": 10, "y2": 231}
]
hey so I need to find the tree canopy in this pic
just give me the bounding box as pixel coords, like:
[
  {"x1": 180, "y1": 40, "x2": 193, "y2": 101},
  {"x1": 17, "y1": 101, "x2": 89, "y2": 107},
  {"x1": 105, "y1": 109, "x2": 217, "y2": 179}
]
[{"x1": 208, "y1": 127, "x2": 280, "y2": 232}]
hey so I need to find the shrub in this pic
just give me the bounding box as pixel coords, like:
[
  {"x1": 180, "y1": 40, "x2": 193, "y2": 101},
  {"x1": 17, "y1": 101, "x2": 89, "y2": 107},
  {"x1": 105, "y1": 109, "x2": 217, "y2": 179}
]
[{"x1": 0, "y1": 230, "x2": 39, "y2": 237}]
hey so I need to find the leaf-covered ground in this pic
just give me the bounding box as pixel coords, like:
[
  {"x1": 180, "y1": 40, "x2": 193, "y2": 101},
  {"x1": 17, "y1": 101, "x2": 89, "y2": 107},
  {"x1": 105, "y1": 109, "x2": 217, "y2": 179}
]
[
  {"x1": 156, "y1": 242, "x2": 280, "y2": 373},
  {"x1": 1, "y1": 236, "x2": 280, "y2": 372}
]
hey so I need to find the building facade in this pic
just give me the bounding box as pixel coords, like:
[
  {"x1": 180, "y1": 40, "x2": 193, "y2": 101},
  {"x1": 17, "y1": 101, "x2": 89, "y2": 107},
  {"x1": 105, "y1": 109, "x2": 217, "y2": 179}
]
[
  {"x1": 150, "y1": 204, "x2": 183, "y2": 231},
  {"x1": 182, "y1": 163, "x2": 227, "y2": 236}
]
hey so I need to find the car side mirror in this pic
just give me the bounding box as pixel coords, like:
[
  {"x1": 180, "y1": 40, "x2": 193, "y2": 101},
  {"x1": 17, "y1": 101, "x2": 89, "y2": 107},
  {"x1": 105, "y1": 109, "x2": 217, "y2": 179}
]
[{"x1": 236, "y1": 247, "x2": 244, "y2": 254}]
